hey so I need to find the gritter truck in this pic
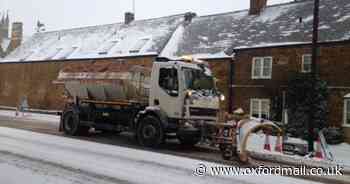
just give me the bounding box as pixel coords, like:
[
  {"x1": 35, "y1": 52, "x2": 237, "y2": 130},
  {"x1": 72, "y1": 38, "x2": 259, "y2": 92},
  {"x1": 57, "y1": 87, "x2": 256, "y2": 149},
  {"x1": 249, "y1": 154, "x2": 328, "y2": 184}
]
[{"x1": 56, "y1": 57, "x2": 224, "y2": 148}]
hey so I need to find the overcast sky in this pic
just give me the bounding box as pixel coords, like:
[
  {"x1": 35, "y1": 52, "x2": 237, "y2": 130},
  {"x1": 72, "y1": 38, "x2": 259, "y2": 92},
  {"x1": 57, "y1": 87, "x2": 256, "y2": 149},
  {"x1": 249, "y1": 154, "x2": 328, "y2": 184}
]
[{"x1": 0, "y1": 0, "x2": 292, "y2": 36}]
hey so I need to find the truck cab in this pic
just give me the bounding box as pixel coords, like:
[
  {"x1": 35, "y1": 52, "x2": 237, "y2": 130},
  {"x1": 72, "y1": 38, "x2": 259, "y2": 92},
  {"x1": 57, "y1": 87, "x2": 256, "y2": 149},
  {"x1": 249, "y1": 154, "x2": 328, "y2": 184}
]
[{"x1": 137, "y1": 57, "x2": 222, "y2": 147}]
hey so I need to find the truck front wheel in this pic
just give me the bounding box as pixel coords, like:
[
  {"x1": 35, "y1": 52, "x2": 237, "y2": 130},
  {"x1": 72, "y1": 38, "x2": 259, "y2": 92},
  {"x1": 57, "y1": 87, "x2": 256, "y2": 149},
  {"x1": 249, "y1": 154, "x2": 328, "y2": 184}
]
[
  {"x1": 63, "y1": 111, "x2": 89, "y2": 136},
  {"x1": 137, "y1": 116, "x2": 164, "y2": 148}
]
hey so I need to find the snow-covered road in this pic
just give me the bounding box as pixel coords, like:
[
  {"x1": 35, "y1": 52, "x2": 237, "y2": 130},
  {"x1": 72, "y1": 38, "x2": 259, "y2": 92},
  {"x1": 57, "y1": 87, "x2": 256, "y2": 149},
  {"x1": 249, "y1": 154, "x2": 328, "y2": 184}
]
[
  {"x1": 0, "y1": 127, "x2": 321, "y2": 184},
  {"x1": 0, "y1": 151, "x2": 118, "y2": 184}
]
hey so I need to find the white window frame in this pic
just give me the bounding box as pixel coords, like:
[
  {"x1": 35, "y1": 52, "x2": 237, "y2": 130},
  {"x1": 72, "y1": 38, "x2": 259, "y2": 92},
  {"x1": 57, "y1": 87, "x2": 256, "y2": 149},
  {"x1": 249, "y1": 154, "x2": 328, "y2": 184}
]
[
  {"x1": 302, "y1": 54, "x2": 312, "y2": 73},
  {"x1": 251, "y1": 56, "x2": 273, "y2": 79},
  {"x1": 250, "y1": 98, "x2": 270, "y2": 119},
  {"x1": 343, "y1": 98, "x2": 350, "y2": 127}
]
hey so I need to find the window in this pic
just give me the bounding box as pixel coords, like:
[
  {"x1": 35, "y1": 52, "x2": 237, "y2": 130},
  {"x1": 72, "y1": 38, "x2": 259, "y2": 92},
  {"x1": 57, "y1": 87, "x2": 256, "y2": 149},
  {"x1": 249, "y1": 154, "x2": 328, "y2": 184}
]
[
  {"x1": 250, "y1": 98, "x2": 270, "y2": 119},
  {"x1": 129, "y1": 38, "x2": 150, "y2": 53},
  {"x1": 252, "y1": 57, "x2": 272, "y2": 79},
  {"x1": 98, "y1": 41, "x2": 118, "y2": 55},
  {"x1": 302, "y1": 54, "x2": 312, "y2": 73},
  {"x1": 344, "y1": 98, "x2": 350, "y2": 126},
  {"x1": 159, "y1": 68, "x2": 178, "y2": 97}
]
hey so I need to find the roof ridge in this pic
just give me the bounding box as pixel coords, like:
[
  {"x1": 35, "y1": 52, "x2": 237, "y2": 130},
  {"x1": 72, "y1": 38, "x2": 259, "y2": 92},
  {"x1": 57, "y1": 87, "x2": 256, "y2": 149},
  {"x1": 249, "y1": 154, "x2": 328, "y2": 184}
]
[
  {"x1": 37, "y1": 13, "x2": 186, "y2": 35},
  {"x1": 196, "y1": 0, "x2": 312, "y2": 19}
]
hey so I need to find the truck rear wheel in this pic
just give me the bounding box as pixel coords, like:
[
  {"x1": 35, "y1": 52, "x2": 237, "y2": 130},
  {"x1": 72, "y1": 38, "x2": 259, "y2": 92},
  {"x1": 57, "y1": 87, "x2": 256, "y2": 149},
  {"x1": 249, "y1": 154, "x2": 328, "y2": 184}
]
[
  {"x1": 137, "y1": 115, "x2": 164, "y2": 148},
  {"x1": 63, "y1": 111, "x2": 89, "y2": 136}
]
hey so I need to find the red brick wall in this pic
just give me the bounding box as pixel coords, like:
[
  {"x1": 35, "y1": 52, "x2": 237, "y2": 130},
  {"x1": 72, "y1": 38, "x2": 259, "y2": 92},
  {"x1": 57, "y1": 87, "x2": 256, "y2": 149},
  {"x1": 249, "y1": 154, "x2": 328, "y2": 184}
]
[{"x1": 232, "y1": 42, "x2": 350, "y2": 130}]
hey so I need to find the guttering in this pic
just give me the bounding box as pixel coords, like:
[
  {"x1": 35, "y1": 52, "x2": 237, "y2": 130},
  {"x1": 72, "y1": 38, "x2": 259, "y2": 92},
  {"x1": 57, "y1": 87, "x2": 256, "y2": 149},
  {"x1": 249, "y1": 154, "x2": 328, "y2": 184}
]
[
  {"x1": 0, "y1": 53, "x2": 159, "y2": 64},
  {"x1": 233, "y1": 40, "x2": 350, "y2": 52}
]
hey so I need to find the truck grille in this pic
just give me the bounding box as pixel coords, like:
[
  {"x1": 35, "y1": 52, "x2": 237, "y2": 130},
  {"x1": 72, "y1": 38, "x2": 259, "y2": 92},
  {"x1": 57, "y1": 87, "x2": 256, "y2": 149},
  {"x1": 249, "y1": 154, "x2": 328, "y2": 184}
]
[{"x1": 189, "y1": 107, "x2": 218, "y2": 117}]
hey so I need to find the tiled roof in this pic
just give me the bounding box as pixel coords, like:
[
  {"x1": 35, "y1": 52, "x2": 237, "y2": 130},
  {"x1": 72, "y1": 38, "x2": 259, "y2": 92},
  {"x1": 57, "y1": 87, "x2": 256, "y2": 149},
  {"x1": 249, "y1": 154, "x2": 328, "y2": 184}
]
[{"x1": 164, "y1": 0, "x2": 350, "y2": 58}]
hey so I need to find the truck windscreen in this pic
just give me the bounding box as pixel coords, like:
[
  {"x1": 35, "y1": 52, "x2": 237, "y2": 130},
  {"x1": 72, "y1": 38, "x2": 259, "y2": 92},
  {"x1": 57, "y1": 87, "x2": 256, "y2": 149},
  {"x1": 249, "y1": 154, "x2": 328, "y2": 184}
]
[{"x1": 182, "y1": 67, "x2": 215, "y2": 90}]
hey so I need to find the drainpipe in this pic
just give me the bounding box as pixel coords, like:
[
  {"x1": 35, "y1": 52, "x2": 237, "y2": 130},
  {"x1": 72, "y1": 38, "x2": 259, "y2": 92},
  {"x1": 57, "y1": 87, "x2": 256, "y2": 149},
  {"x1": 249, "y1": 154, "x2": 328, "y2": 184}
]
[{"x1": 229, "y1": 57, "x2": 235, "y2": 113}]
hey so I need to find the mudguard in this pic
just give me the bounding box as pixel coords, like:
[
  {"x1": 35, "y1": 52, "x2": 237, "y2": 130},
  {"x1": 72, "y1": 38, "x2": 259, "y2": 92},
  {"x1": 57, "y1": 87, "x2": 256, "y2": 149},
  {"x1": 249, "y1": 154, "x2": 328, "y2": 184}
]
[{"x1": 135, "y1": 106, "x2": 169, "y2": 130}]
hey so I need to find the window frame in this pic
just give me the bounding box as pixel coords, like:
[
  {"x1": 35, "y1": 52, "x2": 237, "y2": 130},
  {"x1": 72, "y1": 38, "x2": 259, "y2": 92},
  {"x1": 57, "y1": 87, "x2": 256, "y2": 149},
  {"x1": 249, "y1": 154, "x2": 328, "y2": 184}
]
[
  {"x1": 251, "y1": 56, "x2": 273, "y2": 79},
  {"x1": 301, "y1": 54, "x2": 312, "y2": 73},
  {"x1": 343, "y1": 98, "x2": 350, "y2": 127},
  {"x1": 250, "y1": 98, "x2": 271, "y2": 119},
  {"x1": 158, "y1": 67, "x2": 179, "y2": 97}
]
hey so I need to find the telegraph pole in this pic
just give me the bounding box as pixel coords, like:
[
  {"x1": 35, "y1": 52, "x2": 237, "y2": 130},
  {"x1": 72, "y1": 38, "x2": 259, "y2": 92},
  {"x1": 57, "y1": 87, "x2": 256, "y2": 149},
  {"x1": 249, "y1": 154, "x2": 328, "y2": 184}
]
[{"x1": 308, "y1": 0, "x2": 320, "y2": 153}]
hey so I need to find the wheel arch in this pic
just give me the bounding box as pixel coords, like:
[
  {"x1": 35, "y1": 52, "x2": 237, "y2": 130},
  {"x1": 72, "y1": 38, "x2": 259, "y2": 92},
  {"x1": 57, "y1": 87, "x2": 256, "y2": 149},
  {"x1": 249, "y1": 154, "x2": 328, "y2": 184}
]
[{"x1": 134, "y1": 106, "x2": 169, "y2": 130}]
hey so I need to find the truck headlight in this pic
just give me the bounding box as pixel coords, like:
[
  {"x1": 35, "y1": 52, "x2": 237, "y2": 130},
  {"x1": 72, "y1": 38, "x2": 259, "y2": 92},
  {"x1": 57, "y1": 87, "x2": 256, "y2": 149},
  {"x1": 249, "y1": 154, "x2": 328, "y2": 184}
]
[
  {"x1": 187, "y1": 90, "x2": 193, "y2": 97},
  {"x1": 220, "y1": 94, "x2": 225, "y2": 101},
  {"x1": 186, "y1": 90, "x2": 194, "y2": 104}
]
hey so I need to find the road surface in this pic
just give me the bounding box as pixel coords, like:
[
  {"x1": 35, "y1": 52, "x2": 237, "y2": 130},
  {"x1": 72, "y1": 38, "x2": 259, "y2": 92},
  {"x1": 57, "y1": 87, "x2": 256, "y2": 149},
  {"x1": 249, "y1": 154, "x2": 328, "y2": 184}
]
[{"x1": 0, "y1": 126, "x2": 323, "y2": 184}]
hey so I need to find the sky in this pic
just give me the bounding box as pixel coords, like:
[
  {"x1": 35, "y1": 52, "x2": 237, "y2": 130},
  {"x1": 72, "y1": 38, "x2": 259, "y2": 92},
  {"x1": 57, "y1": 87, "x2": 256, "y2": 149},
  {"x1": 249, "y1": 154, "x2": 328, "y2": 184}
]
[{"x1": 0, "y1": 0, "x2": 292, "y2": 36}]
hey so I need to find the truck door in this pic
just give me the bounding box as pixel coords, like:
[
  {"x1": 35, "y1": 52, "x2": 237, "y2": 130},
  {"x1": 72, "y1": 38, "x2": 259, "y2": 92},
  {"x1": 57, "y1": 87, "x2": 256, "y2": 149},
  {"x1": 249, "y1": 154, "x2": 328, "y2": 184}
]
[{"x1": 153, "y1": 67, "x2": 182, "y2": 118}]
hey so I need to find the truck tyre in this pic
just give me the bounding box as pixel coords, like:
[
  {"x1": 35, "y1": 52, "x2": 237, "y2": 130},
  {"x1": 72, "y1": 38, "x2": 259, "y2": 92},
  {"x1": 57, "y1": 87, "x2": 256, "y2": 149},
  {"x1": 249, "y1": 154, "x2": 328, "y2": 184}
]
[
  {"x1": 137, "y1": 115, "x2": 164, "y2": 148},
  {"x1": 63, "y1": 111, "x2": 89, "y2": 136}
]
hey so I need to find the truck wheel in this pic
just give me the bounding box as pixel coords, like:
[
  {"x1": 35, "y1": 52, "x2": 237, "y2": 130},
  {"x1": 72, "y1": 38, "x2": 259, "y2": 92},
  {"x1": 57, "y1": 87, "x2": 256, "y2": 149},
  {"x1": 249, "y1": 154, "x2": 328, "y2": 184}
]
[
  {"x1": 137, "y1": 116, "x2": 164, "y2": 148},
  {"x1": 63, "y1": 111, "x2": 89, "y2": 136}
]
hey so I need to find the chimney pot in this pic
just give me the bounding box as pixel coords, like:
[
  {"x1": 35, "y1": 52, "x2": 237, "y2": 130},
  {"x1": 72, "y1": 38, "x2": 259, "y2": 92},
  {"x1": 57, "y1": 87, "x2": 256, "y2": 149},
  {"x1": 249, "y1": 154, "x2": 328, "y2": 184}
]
[
  {"x1": 184, "y1": 12, "x2": 196, "y2": 23},
  {"x1": 249, "y1": 0, "x2": 267, "y2": 15},
  {"x1": 125, "y1": 12, "x2": 135, "y2": 25}
]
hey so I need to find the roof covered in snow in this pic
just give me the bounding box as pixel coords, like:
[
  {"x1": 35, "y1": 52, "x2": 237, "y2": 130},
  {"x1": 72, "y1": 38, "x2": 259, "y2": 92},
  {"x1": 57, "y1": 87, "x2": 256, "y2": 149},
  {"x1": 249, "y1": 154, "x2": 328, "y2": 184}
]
[
  {"x1": 2, "y1": 14, "x2": 185, "y2": 62},
  {"x1": 162, "y1": 0, "x2": 350, "y2": 58},
  {"x1": 3, "y1": 0, "x2": 350, "y2": 61}
]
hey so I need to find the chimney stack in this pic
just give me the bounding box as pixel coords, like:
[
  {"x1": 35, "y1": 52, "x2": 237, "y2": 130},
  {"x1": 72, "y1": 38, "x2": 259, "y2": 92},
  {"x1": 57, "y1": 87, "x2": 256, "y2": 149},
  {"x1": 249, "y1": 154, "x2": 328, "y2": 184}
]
[
  {"x1": 8, "y1": 22, "x2": 23, "y2": 52},
  {"x1": 184, "y1": 12, "x2": 196, "y2": 23},
  {"x1": 125, "y1": 12, "x2": 135, "y2": 25},
  {"x1": 249, "y1": 0, "x2": 267, "y2": 15}
]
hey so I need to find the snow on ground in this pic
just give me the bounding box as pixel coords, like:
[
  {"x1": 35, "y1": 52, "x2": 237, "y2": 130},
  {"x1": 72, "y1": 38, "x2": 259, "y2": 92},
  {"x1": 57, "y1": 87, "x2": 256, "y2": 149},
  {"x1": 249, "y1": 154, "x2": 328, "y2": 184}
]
[
  {"x1": 0, "y1": 127, "x2": 321, "y2": 184},
  {"x1": 0, "y1": 151, "x2": 116, "y2": 184},
  {"x1": 0, "y1": 109, "x2": 60, "y2": 124}
]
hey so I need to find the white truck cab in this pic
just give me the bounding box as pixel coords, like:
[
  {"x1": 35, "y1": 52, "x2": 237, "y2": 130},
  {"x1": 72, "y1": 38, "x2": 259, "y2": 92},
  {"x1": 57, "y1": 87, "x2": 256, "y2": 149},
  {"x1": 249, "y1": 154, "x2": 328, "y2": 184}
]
[{"x1": 139, "y1": 57, "x2": 222, "y2": 146}]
